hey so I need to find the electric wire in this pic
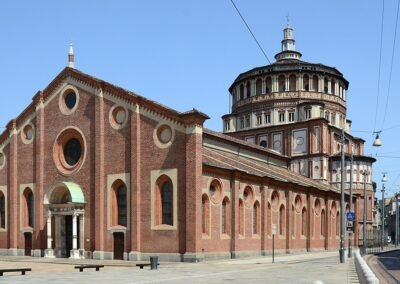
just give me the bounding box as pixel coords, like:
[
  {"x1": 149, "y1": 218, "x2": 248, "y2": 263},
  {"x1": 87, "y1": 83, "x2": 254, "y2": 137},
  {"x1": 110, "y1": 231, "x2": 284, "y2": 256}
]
[
  {"x1": 229, "y1": 0, "x2": 271, "y2": 64},
  {"x1": 373, "y1": 0, "x2": 385, "y2": 132},
  {"x1": 380, "y1": 0, "x2": 400, "y2": 131}
]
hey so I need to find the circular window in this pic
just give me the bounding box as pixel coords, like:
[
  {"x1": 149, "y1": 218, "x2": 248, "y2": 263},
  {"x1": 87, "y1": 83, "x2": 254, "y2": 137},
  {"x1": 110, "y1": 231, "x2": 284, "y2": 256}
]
[
  {"x1": 21, "y1": 124, "x2": 35, "y2": 144},
  {"x1": 63, "y1": 138, "x2": 81, "y2": 166},
  {"x1": 65, "y1": 91, "x2": 77, "y2": 110},
  {"x1": 295, "y1": 195, "x2": 302, "y2": 213},
  {"x1": 53, "y1": 127, "x2": 86, "y2": 175},
  {"x1": 209, "y1": 180, "x2": 222, "y2": 204},
  {"x1": 296, "y1": 137, "x2": 304, "y2": 146},
  {"x1": 109, "y1": 105, "x2": 128, "y2": 130},
  {"x1": 59, "y1": 86, "x2": 80, "y2": 115},
  {"x1": 154, "y1": 124, "x2": 174, "y2": 148},
  {"x1": 243, "y1": 186, "x2": 254, "y2": 207},
  {"x1": 271, "y1": 191, "x2": 279, "y2": 209},
  {"x1": 0, "y1": 152, "x2": 5, "y2": 169}
]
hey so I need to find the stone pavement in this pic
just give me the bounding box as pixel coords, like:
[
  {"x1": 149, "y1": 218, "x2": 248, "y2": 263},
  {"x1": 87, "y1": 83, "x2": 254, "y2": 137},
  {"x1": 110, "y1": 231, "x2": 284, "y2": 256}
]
[{"x1": 0, "y1": 250, "x2": 360, "y2": 284}]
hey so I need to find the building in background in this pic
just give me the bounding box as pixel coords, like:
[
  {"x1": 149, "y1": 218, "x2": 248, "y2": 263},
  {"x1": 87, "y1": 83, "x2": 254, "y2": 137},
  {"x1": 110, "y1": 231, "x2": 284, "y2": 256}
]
[{"x1": 0, "y1": 25, "x2": 374, "y2": 261}]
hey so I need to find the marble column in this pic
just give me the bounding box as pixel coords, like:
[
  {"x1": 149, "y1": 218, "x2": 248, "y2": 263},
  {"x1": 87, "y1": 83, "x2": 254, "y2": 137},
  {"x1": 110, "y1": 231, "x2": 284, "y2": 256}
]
[
  {"x1": 44, "y1": 210, "x2": 55, "y2": 258},
  {"x1": 70, "y1": 211, "x2": 81, "y2": 259},
  {"x1": 79, "y1": 214, "x2": 84, "y2": 250}
]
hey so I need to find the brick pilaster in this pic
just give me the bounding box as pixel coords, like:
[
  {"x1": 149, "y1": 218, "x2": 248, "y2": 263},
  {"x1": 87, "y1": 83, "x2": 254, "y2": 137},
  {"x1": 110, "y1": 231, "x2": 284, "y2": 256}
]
[{"x1": 8, "y1": 120, "x2": 18, "y2": 251}]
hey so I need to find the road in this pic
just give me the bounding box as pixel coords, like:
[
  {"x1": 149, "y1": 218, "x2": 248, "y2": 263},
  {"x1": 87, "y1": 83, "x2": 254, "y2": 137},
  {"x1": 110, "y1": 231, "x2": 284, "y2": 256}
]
[{"x1": 366, "y1": 249, "x2": 400, "y2": 284}]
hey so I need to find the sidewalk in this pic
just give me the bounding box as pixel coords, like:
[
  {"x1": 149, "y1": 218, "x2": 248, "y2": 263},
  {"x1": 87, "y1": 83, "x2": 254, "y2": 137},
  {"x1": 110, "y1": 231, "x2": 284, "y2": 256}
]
[{"x1": 0, "y1": 250, "x2": 360, "y2": 284}]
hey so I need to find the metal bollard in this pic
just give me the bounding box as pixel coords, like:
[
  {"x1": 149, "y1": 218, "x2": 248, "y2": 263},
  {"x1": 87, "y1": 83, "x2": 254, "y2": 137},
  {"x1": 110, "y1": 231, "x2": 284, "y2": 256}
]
[{"x1": 150, "y1": 256, "x2": 158, "y2": 270}]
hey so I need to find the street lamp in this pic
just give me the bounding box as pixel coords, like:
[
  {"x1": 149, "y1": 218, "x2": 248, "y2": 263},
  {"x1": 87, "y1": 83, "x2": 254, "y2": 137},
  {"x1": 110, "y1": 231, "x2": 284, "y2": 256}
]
[
  {"x1": 339, "y1": 122, "x2": 346, "y2": 263},
  {"x1": 372, "y1": 131, "x2": 382, "y2": 147},
  {"x1": 381, "y1": 173, "x2": 387, "y2": 250},
  {"x1": 348, "y1": 145, "x2": 354, "y2": 258},
  {"x1": 361, "y1": 170, "x2": 367, "y2": 254},
  {"x1": 396, "y1": 192, "x2": 399, "y2": 247}
]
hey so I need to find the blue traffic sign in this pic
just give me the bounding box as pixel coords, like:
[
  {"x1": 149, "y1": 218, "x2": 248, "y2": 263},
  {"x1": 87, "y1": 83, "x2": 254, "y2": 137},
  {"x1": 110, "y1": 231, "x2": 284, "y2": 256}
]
[{"x1": 346, "y1": 211, "x2": 355, "y2": 221}]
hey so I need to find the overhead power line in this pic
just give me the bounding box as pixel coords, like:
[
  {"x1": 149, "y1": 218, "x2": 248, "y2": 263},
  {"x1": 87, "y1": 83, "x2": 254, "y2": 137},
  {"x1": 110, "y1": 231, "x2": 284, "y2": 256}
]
[
  {"x1": 229, "y1": 0, "x2": 272, "y2": 64},
  {"x1": 373, "y1": 0, "x2": 385, "y2": 132},
  {"x1": 380, "y1": 0, "x2": 400, "y2": 130}
]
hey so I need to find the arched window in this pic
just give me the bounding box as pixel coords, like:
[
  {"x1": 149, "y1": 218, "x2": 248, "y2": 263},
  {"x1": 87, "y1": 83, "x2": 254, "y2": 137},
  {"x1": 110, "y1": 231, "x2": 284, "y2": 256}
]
[
  {"x1": 279, "y1": 205, "x2": 285, "y2": 236},
  {"x1": 239, "y1": 199, "x2": 244, "y2": 235},
  {"x1": 221, "y1": 197, "x2": 230, "y2": 235},
  {"x1": 111, "y1": 181, "x2": 127, "y2": 227},
  {"x1": 265, "y1": 77, "x2": 272, "y2": 94},
  {"x1": 116, "y1": 185, "x2": 127, "y2": 226},
  {"x1": 289, "y1": 74, "x2": 296, "y2": 91},
  {"x1": 240, "y1": 84, "x2": 244, "y2": 100},
  {"x1": 246, "y1": 82, "x2": 251, "y2": 98},
  {"x1": 23, "y1": 188, "x2": 34, "y2": 227},
  {"x1": 324, "y1": 77, "x2": 329, "y2": 93},
  {"x1": 336, "y1": 211, "x2": 340, "y2": 237},
  {"x1": 253, "y1": 201, "x2": 260, "y2": 235},
  {"x1": 255, "y1": 79, "x2": 262, "y2": 96},
  {"x1": 330, "y1": 79, "x2": 335, "y2": 94},
  {"x1": 312, "y1": 75, "x2": 319, "y2": 91},
  {"x1": 278, "y1": 75, "x2": 286, "y2": 92},
  {"x1": 154, "y1": 176, "x2": 174, "y2": 226},
  {"x1": 303, "y1": 74, "x2": 309, "y2": 91},
  {"x1": 202, "y1": 194, "x2": 210, "y2": 235},
  {"x1": 302, "y1": 208, "x2": 307, "y2": 236},
  {"x1": 321, "y1": 209, "x2": 326, "y2": 237},
  {"x1": 0, "y1": 191, "x2": 5, "y2": 229}
]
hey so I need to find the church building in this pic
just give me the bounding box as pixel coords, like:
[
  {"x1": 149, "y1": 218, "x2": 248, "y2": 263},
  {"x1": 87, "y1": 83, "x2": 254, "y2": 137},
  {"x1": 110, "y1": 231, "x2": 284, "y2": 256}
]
[{"x1": 0, "y1": 25, "x2": 375, "y2": 262}]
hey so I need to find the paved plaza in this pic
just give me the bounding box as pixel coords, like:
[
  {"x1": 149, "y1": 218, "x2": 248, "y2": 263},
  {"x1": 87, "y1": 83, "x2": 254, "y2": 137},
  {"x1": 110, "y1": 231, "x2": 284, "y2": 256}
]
[{"x1": 0, "y1": 251, "x2": 360, "y2": 284}]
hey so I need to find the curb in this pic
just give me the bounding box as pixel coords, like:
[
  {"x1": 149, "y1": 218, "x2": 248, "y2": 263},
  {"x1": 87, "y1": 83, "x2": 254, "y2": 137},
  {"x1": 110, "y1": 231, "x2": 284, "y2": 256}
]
[{"x1": 354, "y1": 250, "x2": 379, "y2": 284}]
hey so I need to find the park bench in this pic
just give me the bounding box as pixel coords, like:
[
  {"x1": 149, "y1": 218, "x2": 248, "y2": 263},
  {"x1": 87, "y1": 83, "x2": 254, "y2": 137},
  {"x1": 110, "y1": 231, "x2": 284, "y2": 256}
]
[
  {"x1": 74, "y1": 264, "x2": 104, "y2": 272},
  {"x1": 0, "y1": 268, "x2": 31, "y2": 276},
  {"x1": 136, "y1": 263, "x2": 160, "y2": 269}
]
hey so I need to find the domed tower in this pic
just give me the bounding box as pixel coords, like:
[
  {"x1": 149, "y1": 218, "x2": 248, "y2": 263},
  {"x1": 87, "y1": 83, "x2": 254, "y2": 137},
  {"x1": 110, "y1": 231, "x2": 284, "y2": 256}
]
[{"x1": 222, "y1": 24, "x2": 375, "y2": 192}]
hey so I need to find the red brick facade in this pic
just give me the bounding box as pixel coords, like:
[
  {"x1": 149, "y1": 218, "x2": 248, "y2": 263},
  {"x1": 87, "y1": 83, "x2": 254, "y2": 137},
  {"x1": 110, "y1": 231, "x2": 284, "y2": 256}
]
[{"x1": 0, "y1": 67, "x2": 372, "y2": 262}]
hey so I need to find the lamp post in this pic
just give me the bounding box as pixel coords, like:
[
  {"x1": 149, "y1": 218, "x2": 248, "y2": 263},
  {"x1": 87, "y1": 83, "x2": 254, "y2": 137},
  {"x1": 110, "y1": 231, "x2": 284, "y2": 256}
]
[
  {"x1": 361, "y1": 170, "x2": 367, "y2": 254},
  {"x1": 396, "y1": 192, "x2": 399, "y2": 247},
  {"x1": 339, "y1": 122, "x2": 345, "y2": 263},
  {"x1": 348, "y1": 146, "x2": 353, "y2": 258},
  {"x1": 381, "y1": 173, "x2": 387, "y2": 250}
]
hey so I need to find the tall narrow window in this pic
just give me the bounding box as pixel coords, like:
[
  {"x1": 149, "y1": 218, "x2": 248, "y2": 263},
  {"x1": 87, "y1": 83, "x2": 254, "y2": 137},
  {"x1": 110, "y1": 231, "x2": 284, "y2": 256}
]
[
  {"x1": 265, "y1": 112, "x2": 271, "y2": 124},
  {"x1": 245, "y1": 115, "x2": 250, "y2": 128},
  {"x1": 279, "y1": 111, "x2": 285, "y2": 122},
  {"x1": 202, "y1": 194, "x2": 210, "y2": 235},
  {"x1": 312, "y1": 75, "x2": 319, "y2": 91},
  {"x1": 239, "y1": 199, "x2": 244, "y2": 235},
  {"x1": 253, "y1": 202, "x2": 260, "y2": 235},
  {"x1": 246, "y1": 82, "x2": 251, "y2": 98},
  {"x1": 324, "y1": 77, "x2": 329, "y2": 93},
  {"x1": 221, "y1": 197, "x2": 230, "y2": 235},
  {"x1": 288, "y1": 111, "x2": 295, "y2": 122},
  {"x1": 278, "y1": 75, "x2": 286, "y2": 91},
  {"x1": 302, "y1": 208, "x2": 307, "y2": 236},
  {"x1": 303, "y1": 74, "x2": 309, "y2": 91},
  {"x1": 336, "y1": 211, "x2": 340, "y2": 237},
  {"x1": 256, "y1": 79, "x2": 262, "y2": 96},
  {"x1": 161, "y1": 181, "x2": 173, "y2": 225},
  {"x1": 305, "y1": 107, "x2": 311, "y2": 119},
  {"x1": 289, "y1": 74, "x2": 296, "y2": 91},
  {"x1": 321, "y1": 209, "x2": 326, "y2": 237},
  {"x1": 0, "y1": 191, "x2": 5, "y2": 229},
  {"x1": 23, "y1": 188, "x2": 34, "y2": 228},
  {"x1": 117, "y1": 185, "x2": 127, "y2": 226},
  {"x1": 265, "y1": 77, "x2": 272, "y2": 93},
  {"x1": 279, "y1": 205, "x2": 285, "y2": 236}
]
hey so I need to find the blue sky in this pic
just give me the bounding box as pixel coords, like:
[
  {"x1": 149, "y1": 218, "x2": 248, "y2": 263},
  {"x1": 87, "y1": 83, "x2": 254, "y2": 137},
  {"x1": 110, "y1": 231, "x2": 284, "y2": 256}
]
[{"x1": 1, "y1": 1, "x2": 399, "y2": 198}]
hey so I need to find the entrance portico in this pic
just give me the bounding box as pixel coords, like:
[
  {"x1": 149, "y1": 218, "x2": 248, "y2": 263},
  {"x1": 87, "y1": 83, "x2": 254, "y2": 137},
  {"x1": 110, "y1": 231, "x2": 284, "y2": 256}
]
[{"x1": 43, "y1": 182, "x2": 86, "y2": 259}]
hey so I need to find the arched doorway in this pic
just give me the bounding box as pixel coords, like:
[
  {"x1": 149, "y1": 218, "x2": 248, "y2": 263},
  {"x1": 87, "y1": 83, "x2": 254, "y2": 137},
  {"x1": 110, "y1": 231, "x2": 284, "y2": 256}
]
[{"x1": 43, "y1": 182, "x2": 86, "y2": 259}]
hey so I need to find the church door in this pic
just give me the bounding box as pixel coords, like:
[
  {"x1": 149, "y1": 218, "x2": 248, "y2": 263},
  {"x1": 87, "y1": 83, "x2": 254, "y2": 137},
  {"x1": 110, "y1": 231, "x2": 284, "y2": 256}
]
[
  {"x1": 24, "y1": 232, "x2": 32, "y2": 256},
  {"x1": 113, "y1": 232, "x2": 124, "y2": 260},
  {"x1": 65, "y1": 215, "x2": 73, "y2": 258}
]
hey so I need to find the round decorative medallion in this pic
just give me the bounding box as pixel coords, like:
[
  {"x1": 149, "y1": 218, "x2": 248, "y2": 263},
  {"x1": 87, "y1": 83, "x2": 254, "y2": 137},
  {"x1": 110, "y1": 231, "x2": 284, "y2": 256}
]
[
  {"x1": 153, "y1": 123, "x2": 175, "y2": 149},
  {"x1": 296, "y1": 137, "x2": 304, "y2": 145},
  {"x1": 273, "y1": 140, "x2": 281, "y2": 149},
  {"x1": 21, "y1": 124, "x2": 35, "y2": 144},
  {"x1": 53, "y1": 127, "x2": 86, "y2": 175},
  {"x1": 109, "y1": 105, "x2": 128, "y2": 130}
]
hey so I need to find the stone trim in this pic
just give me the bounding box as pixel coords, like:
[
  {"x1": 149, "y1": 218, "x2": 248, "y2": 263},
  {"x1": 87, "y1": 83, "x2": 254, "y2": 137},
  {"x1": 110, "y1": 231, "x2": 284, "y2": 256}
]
[{"x1": 107, "y1": 173, "x2": 131, "y2": 231}]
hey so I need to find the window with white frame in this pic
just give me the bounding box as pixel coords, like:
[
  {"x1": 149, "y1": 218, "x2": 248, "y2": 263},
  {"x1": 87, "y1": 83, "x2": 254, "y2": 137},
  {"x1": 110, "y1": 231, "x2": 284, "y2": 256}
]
[
  {"x1": 288, "y1": 110, "x2": 295, "y2": 122},
  {"x1": 279, "y1": 111, "x2": 285, "y2": 123},
  {"x1": 265, "y1": 112, "x2": 271, "y2": 124}
]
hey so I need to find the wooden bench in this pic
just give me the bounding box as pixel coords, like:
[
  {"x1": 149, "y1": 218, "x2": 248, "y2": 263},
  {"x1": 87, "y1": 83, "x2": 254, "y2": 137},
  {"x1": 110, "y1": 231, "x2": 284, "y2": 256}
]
[
  {"x1": 74, "y1": 264, "x2": 104, "y2": 272},
  {"x1": 136, "y1": 263, "x2": 160, "y2": 269},
  {"x1": 0, "y1": 268, "x2": 32, "y2": 276}
]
